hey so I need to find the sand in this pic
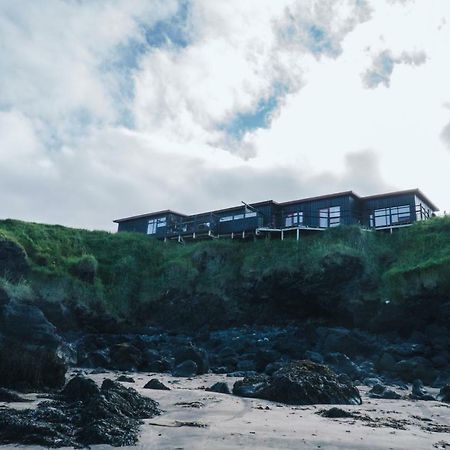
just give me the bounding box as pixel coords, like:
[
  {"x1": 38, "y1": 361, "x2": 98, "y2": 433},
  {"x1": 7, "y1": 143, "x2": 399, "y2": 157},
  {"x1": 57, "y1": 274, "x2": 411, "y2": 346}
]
[{"x1": 1, "y1": 371, "x2": 449, "y2": 450}]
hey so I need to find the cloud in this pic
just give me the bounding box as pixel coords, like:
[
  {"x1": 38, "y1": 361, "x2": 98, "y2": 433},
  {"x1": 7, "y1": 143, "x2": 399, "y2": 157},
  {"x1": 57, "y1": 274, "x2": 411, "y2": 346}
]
[
  {"x1": 440, "y1": 122, "x2": 450, "y2": 150},
  {"x1": 132, "y1": 0, "x2": 372, "y2": 157},
  {"x1": 362, "y1": 49, "x2": 427, "y2": 88}
]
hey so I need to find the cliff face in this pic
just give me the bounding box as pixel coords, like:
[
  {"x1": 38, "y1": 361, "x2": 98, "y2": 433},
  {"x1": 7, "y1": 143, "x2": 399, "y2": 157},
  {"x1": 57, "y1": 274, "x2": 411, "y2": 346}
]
[
  {"x1": 0, "y1": 218, "x2": 450, "y2": 390},
  {"x1": 1, "y1": 217, "x2": 450, "y2": 334}
]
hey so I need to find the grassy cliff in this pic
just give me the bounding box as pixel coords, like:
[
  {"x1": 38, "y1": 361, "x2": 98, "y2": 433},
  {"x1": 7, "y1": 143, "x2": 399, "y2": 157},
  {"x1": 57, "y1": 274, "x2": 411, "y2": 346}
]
[{"x1": 1, "y1": 217, "x2": 450, "y2": 332}]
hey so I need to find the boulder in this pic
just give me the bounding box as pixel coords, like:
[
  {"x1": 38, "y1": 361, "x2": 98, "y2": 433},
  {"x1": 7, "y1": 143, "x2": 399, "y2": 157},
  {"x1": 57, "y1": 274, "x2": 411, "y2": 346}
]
[
  {"x1": 116, "y1": 375, "x2": 135, "y2": 383},
  {"x1": 437, "y1": 385, "x2": 450, "y2": 403},
  {"x1": 172, "y1": 360, "x2": 198, "y2": 377},
  {"x1": 394, "y1": 357, "x2": 437, "y2": 385},
  {"x1": 0, "y1": 378, "x2": 160, "y2": 448},
  {"x1": 173, "y1": 345, "x2": 209, "y2": 375},
  {"x1": 410, "y1": 379, "x2": 435, "y2": 401},
  {"x1": 0, "y1": 237, "x2": 28, "y2": 280},
  {"x1": 206, "y1": 382, "x2": 231, "y2": 394},
  {"x1": 109, "y1": 343, "x2": 143, "y2": 371},
  {"x1": 233, "y1": 360, "x2": 361, "y2": 405},
  {"x1": 368, "y1": 383, "x2": 401, "y2": 400},
  {"x1": 143, "y1": 379, "x2": 170, "y2": 391},
  {"x1": 61, "y1": 376, "x2": 100, "y2": 402}
]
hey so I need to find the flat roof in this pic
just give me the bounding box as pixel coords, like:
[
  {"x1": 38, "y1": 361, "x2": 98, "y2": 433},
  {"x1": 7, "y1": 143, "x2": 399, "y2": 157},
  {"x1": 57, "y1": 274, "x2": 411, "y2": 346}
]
[
  {"x1": 113, "y1": 188, "x2": 438, "y2": 223},
  {"x1": 279, "y1": 190, "x2": 359, "y2": 207},
  {"x1": 362, "y1": 188, "x2": 439, "y2": 211},
  {"x1": 113, "y1": 209, "x2": 187, "y2": 223}
]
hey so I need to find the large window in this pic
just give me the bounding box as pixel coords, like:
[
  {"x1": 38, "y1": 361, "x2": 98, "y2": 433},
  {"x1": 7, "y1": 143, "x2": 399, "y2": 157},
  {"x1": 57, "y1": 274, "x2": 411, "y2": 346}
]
[
  {"x1": 147, "y1": 217, "x2": 166, "y2": 234},
  {"x1": 319, "y1": 206, "x2": 341, "y2": 228},
  {"x1": 371, "y1": 205, "x2": 411, "y2": 228},
  {"x1": 285, "y1": 211, "x2": 303, "y2": 227}
]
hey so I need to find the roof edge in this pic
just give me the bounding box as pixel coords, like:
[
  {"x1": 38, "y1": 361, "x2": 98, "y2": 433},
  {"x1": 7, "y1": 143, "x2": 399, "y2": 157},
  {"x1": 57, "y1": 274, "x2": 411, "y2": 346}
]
[{"x1": 113, "y1": 209, "x2": 187, "y2": 223}]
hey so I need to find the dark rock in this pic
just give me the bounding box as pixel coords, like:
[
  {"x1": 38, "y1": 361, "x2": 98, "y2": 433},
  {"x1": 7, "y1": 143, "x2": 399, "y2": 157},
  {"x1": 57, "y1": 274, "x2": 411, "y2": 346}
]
[
  {"x1": 318, "y1": 407, "x2": 354, "y2": 418},
  {"x1": 1, "y1": 300, "x2": 60, "y2": 347},
  {"x1": 173, "y1": 345, "x2": 209, "y2": 375},
  {"x1": 206, "y1": 382, "x2": 231, "y2": 394},
  {"x1": 109, "y1": 343, "x2": 143, "y2": 371},
  {"x1": 116, "y1": 375, "x2": 135, "y2": 383},
  {"x1": 395, "y1": 357, "x2": 437, "y2": 385},
  {"x1": 61, "y1": 376, "x2": 100, "y2": 402},
  {"x1": 143, "y1": 379, "x2": 170, "y2": 391},
  {"x1": 304, "y1": 351, "x2": 324, "y2": 364},
  {"x1": 173, "y1": 360, "x2": 198, "y2": 377},
  {"x1": 233, "y1": 360, "x2": 362, "y2": 405},
  {"x1": 410, "y1": 379, "x2": 435, "y2": 401},
  {"x1": 0, "y1": 344, "x2": 67, "y2": 390},
  {"x1": 375, "y1": 352, "x2": 397, "y2": 372},
  {"x1": 147, "y1": 359, "x2": 172, "y2": 373},
  {"x1": 227, "y1": 371, "x2": 258, "y2": 378},
  {"x1": 368, "y1": 383, "x2": 401, "y2": 400},
  {"x1": 0, "y1": 388, "x2": 29, "y2": 403},
  {"x1": 437, "y1": 385, "x2": 450, "y2": 403},
  {"x1": 0, "y1": 237, "x2": 28, "y2": 280},
  {"x1": 0, "y1": 378, "x2": 160, "y2": 447},
  {"x1": 237, "y1": 359, "x2": 257, "y2": 372},
  {"x1": 325, "y1": 352, "x2": 361, "y2": 380}
]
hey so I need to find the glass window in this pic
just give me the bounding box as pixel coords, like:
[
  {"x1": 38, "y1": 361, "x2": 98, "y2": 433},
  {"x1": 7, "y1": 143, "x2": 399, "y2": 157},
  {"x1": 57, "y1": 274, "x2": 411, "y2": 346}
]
[
  {"x1": 157, "y1": 217, "x2": 166, "y2": 227},
  {"x1": 373, "y1": 205, "x2": 410, "y2": 227},
  {"x1": 285, "y1": 212, "x2": 303, "y2": 227},
  {"x1": 147, "y1": 219, "x2": 157, "y2": 235},
  {"x1": 219, "y1": 216, "x2": 233, "y2": 222},
  {"x1": 234, "y1": 214, "x2": 244, "y2": 220},
  {"x1": 245, "y1": 211, "x2": 257, "y2": 218},
  {"x1": 320, "y1": 206, "x2": 340, "y2": 228}
]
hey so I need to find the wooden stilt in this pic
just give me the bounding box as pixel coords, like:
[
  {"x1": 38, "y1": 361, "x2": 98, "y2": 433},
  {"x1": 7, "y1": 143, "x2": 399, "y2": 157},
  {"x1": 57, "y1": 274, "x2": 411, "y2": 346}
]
[{"x1": 296, "y1": 228, "x2": 300, "y2": 241}]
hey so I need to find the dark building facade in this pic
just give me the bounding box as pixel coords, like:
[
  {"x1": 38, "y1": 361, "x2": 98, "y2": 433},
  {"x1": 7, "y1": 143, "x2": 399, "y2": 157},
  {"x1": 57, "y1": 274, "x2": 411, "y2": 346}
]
[{"x1": 114, "y1": 189, "x2": 438, "y2": 240}]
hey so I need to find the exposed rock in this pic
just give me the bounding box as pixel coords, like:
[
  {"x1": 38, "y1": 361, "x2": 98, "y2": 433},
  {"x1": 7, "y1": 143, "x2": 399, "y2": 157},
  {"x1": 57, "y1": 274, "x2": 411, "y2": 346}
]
[
  {"x1": 143, "y1": 379, "x2": 170, "y2": 391},
  {"x1": 233, "y1": 360, "x2": 362, "y2": 405},
  {"x1": 437, "y1": 385, "x2": 450, "y2": 403},
  {"x1": 61, "y1": 376, "x2": 99, "y2": 402},
  {"x1": 368, "y1": 383, "x2": 401, "y2": 400},
  {"x1": 410, "y1": 380, "x2": 435, "y2": 401},
  {"x1": 173, "y1": 345, "x2": 209, "y2": 375},
  {"x1": 116, "y1": 375, "x2": 135, "y2": 383},
  {"x1": 109, "y1": 343, "x2": 143, "y2": 371},
  {"x1": 206, "y1": 382, "x2": 231, "y2": 394},
  {"x1": 0, "y1": 237, "x2": 28, "y2": 280},
  {"x1": 394, "y1": 357, "x2": 437, "y2": 385},
  {"x1": 173, "y1": 360, "x2": 198, "y2": 377},
  {"x1": 0, "y1": 378, "x2": 160, "y2": 447},
  {"x1": 318, "y1": 407, "x2": 354, "y2": 418}
]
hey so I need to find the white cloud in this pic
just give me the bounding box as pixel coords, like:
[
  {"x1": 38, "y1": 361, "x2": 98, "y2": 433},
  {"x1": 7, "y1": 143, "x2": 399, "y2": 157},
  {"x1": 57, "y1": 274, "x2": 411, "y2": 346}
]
[
  {"x1": 361, "y1": 49, "x2": 427, "y2": 88},
  {"x1": 1, "y1": 0, "x2": 450, "y2": 229}
]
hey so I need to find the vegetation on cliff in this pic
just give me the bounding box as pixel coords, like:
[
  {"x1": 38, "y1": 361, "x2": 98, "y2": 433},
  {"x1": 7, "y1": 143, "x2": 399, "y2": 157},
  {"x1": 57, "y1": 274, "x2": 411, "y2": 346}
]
[{"x1": 1, "y1": 217, "x2": 450, "y2": 332}]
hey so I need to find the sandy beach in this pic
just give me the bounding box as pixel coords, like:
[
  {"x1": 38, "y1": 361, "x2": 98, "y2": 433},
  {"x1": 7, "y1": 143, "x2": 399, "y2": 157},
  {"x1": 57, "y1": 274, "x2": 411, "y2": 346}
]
[{"x1": 1, "y1": 371, "x2": 449, "y2": 450}]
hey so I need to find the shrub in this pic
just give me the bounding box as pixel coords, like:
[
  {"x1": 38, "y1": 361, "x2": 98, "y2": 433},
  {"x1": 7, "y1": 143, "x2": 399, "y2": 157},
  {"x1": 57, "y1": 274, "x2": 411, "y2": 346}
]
[{"x1": 69, "y1": 254, "x2": 98, "y2": 283}]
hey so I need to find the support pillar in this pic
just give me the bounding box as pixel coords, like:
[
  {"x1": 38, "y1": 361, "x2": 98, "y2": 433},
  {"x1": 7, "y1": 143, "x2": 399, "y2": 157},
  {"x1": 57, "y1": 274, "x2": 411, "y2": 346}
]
[
  {"x1": 281, "y1": 230, "x2": 284, "y2": 241},
  {"x1": 296, "y1": 228, "x2": 300, "y2": 241}
]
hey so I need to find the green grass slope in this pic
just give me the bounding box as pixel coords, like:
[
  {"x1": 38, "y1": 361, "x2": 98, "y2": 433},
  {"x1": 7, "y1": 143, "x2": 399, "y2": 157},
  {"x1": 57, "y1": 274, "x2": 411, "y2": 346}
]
[{"x1": 1, "y1": 217, "x2": 449, "y2": 331}]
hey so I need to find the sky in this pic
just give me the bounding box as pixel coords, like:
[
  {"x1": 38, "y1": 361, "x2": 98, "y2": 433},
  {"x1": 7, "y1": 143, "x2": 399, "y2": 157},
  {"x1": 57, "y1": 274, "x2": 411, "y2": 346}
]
[{"x1": 0, "y1": 0, "x2": 449, "y2": 231}]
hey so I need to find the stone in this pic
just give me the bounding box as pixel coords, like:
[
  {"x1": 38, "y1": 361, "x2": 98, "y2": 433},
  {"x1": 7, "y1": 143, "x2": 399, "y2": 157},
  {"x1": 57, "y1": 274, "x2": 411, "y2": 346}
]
[
  {"x1": 437, "y1": 385, "x2": 450, "y2": 403},
  {"x1": 61, "y1": 376, "x2": 100, "y2": 402},
  {"x1": 0, "y1": 378, "x2": 160, "y2": 448},
  {"x1": 367, "y1": 383, "x2": 401, "y2": 400},
  {"x1": 0, "y1": 388, "x2": 29, "y2": 403},
  {"x1": 109, "y1": 343, "x2": 143, "y2": 371},
  {"x1": 173, "y1": 345, "x2": 209, "y2": 375},
  {"x1": 410, "y1": 379, "x2": 435, "y2": 401},
  {"x1": 233, "y1": 360, "x2": 362, "y2": 405},
  {"x1": 0, "y1": 237, "x2": 28, "y2": 280},
  {"x1": 116, "y1": 375, "x2": 135, "y2": 383},
  {"x1": 172, "y1": 360, "x2": 198, "y2": 377},
  {"x1": 143, "y1": 379, "x2": 170, "y2": 391},
  {"x1": 206, "y1": 382, "x2": 231, "y2": 394}
]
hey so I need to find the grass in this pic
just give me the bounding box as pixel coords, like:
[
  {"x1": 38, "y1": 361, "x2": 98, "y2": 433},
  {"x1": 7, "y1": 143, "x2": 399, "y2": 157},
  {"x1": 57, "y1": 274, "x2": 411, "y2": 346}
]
[{"x1": 1, "y1": 216, "x2": 450, "y2": 327}]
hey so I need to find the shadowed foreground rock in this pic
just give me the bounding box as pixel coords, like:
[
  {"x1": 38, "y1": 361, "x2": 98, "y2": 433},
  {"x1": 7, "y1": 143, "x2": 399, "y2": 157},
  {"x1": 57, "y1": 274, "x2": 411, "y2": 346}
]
[
  {"x1": 0, "y1": 377, "x2": 160, "y2": 448},
  {"x1": 233, "y1": 360, "x2": 362, "y2": 405}
]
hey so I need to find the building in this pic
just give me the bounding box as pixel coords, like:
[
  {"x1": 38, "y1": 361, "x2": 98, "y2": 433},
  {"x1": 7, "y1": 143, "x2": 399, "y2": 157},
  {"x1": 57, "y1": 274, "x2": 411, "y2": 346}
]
[{"x1": 113, "y1": 188, "x2": 438, "y2": 241}]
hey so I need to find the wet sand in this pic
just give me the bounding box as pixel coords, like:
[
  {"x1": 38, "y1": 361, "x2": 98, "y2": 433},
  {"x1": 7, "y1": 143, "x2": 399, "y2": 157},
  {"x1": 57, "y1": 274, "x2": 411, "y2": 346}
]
[{"x1": 1, "y1": 371, "x2": 449, "y2": 450}]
